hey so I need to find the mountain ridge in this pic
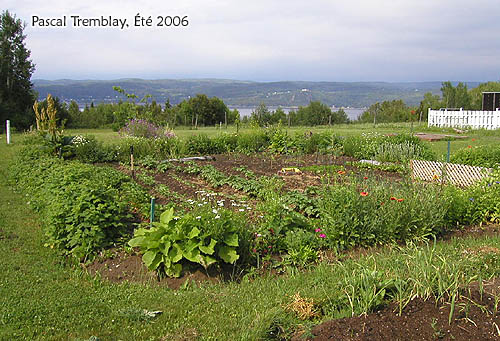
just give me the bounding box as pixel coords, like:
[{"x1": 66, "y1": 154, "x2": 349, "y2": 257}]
[{"x1": 32, "y1": 78, "x2": 481, "y2": 108}]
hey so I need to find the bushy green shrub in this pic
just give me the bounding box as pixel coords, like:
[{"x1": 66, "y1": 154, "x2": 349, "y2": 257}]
[
  {"x1": 113, "y1": 136, "x2": 183, "y2": 162},
  {"x1": 9, "y1": 147, "x2": 149, "y2": 259},
  {"x1": 212, "y1": 133, "x2": 239, "y2": 153},
  {"x1": 236, "y1": 130, "x2": 270, "y2": 153},
  {"x1": 72, "y1": 135, "x2": 117, "y2": 163},
  {"x1": 342, "y1": 133, "x2": 435, "y2": 162},
  {"x1": 184, "y1": 134, "x2": 218, "y2": 155}
]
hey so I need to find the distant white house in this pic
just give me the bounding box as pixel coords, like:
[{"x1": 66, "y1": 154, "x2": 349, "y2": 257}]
[{"x1": 428, "y1": 92, "x2": 500, "y2": 130}]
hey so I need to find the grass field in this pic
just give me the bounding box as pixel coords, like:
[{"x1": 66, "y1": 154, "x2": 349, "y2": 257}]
[{"x1": 1, "y1": 126, "x2": 500, "y2": 339}]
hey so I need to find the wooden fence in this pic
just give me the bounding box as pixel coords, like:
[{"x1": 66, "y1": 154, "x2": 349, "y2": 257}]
[
  {"x1": 411, "y1": 160, "x2": 492, "y2": 187},
  {"x1": 428, "y1": 109, "x2": 500, "y2": 130}
]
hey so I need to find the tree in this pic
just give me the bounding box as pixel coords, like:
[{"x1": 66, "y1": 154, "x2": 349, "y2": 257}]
[
  {"x1": 468, "y1": 81, "x2": 500, "y2": 109},
  {"x1": 359, "y1": 100, "x2": 409, "y2": 123},
  {"x1": 250, "y1": 103, "x2": 272, "y2": 126},
  {"x1": 417, "y1": 92, "x2": 441, "y2": 121},
  {"x1": 295, "y1": 101, "x2": 331, "y2": 126},
  {"x1": 440, "y1": 81, "x2": 470, "y2": 109},
  {"x1": 0, "y1": 10, "x2": 36, "y2": 131},
  {"x1": 331, "y1": 108, "x2": 349, "y2": 124}
]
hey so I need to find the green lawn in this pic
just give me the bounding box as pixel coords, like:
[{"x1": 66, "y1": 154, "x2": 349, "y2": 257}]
[{"x1": 1, "y1": 132, "x2": 500, "y2": 339}]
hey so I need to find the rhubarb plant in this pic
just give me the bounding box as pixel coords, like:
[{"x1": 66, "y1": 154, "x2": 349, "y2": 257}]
[{"x1": 128, "y1": 207, "x2": 241, "y2": 277}]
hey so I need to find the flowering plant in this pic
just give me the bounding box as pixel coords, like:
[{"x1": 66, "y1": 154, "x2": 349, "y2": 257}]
[{"x1": 120, "y1": 118, "x2": 175, "y2": 139}]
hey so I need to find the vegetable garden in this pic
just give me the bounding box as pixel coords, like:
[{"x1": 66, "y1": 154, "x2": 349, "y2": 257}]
[{"x1": 4, "y1": 121, "x2": 500, "y2": 340}]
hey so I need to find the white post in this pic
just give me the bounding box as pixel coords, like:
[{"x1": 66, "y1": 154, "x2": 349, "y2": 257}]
[{"x1": 6, "y1": 120, "x2": 10, "y2": 144}]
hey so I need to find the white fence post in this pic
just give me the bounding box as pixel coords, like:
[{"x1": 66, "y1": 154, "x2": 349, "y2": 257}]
[{"x1": 6, "y1": 120, "x2": 10, "y2": 144}]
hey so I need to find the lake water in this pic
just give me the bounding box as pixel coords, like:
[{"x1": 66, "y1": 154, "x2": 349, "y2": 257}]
[{"x1": 230, "y1": 107, "x2": 365, "y2": 121}]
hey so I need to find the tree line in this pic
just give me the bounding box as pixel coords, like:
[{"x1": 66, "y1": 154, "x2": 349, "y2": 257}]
[{"x1": 358, "y1": 81, "x2": 500, "y2": 124}]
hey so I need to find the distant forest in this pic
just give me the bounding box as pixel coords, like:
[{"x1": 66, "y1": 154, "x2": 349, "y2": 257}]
[{"x1": 33, "y1": 79, "x2": 481, "y2": 108}]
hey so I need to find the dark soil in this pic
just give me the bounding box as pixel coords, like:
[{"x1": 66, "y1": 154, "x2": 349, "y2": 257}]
[
  {"x1": 116, "y1": 153, "x2": 403, "y2": 215},
  {"x1": 85, "y1": 251, "x2": 224, "y2": 289},
  {"x1": 311, "y1": 278, "x2": 500, "y2": 340}
]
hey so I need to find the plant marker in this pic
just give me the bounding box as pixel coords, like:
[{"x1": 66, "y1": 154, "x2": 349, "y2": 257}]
[
  {"x1": 150, "y1": 197, "x2": 155, "y2": 227},
  {"x1": 6, "y1": 120, "x2": 10, "y2": 144}
]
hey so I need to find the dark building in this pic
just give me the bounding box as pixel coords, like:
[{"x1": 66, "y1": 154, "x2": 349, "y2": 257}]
[{"x1": 482, "y1": 92, "x2": 500, "y2": 111}]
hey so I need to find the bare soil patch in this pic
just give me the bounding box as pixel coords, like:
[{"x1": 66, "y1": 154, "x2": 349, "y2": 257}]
[{"x1": 311, "y1": 279, "x2": 500, "y2": 340}]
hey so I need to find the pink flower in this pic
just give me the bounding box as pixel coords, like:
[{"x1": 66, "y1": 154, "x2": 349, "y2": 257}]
[
  {"x1": 315, "y1": 228, "x2": 322, "y2": 233},
  {"x1": 319, "y1": 233, "x2": 326, "y2": 238}
]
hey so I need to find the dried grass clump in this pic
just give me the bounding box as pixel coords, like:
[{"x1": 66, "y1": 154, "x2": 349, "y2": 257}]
[{"x1": 284, "y1": 293, "x2": 320, "y2": 320}]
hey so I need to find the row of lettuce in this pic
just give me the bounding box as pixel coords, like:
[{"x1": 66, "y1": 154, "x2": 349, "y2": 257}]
[{"x1": 8, "y1": 140, "x2": 500, "y2": 276}]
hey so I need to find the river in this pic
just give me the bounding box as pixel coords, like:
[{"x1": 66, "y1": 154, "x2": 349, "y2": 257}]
[{"x1": 229, "y1": 107, "x2": 365, "y2": 121}]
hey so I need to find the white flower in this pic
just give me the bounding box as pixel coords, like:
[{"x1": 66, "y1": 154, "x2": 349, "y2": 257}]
[
  {"x1": 212, "y1": 209, "x2": 218, "y2": 214},
  {"x1": 239, "y1": 209, "x2": 245, "y2": 212},
  {"x1": 215, "y1": 215, "x2": 220, "y2": 219},
  {"x1": 196, "y1": 216, "x2": 201, "y2": 219}
]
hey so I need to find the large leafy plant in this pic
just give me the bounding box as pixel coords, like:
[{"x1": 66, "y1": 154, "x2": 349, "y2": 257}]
[{"x1": 129, "y1": 207, "x2": 241, "y2": 277}]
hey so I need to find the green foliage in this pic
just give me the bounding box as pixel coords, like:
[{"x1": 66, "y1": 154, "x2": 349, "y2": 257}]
[
  {"x1": 316, "y1": 181, "x2": 450, "y2": 250},
  {"x1": 465, "y1": 169, "x2": 500, "y2": 224},
  {"x1": 292, "y1": 101, "x2": 334, "y2": 126},
  {"x1": 128, "y1": 207, "x2": 246, "y2": 277},
  {"x1": 416, "y1": 92, "x2": 441, "y2": 121},
  {"x1": 342, "y1": 133, "x2": 435, "y2": 161},
  {"x1": 468, "y1": 81, "x2": 500, "y2": 109},
  {"x1": 72, "y1": 135, "x2": 117, "y2": 163},
  {"x1": 450, "y1": 145, "x2": 500, "y2": 168},
  {"x1": 359, "y1": 100, "x2": 412, "y2": 123},
  {"x1": 0, "y1": 10, "x2": 36, "y2": 131},
  {"x1": 440, "y1": 81, "x2": 470, "y2": 109},
  {"x1": 236, "y1": 130, "x2": 271, "y2": 153},
  {"x1": 184, "y1": 134, "x2": 218, "y2": 155},
  {"x1": 113, "y1": 136, "x2": 183, "y2": 162},
  {"x1": 346, "y1": 161, "x2": 406, "y2": 173},
  {"x1": 8, "y1": 147, "x2": 147, "y2": 259}
]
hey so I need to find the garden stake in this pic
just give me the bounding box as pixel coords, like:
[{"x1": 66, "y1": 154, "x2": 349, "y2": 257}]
[
  {"x1": 446, "y1": 141, "x2": 451, "y2": 163},
  {"x1": 150, "y1": 197, "x2": 155, "y2": 228},
  {"x1": 130, "y1": 145, "x2": 135, "y2": 179}
]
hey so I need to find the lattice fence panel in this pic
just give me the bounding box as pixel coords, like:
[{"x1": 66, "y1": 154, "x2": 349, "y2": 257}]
[{"x1": 411, "y1": 160, "x2": 492, "y2": 187}]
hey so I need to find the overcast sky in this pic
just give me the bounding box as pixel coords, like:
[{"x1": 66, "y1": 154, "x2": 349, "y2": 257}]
[{"x1": 4, "y1": 0, "x2": 500, "y2": 82}]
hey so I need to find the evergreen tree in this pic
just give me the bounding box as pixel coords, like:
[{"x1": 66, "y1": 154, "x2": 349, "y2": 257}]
[{"x1": 0, "y1": 10, "x2": 36, "y2": 131}]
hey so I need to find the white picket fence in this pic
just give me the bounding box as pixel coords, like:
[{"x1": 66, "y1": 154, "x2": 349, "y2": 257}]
[{"x1": 428, "y1": 109, "x2": 500, "y2": 130}]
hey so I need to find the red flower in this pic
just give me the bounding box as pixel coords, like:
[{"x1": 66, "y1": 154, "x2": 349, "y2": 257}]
[
  {"x1": 363, "y1": 176, "x2": 368, "y2": 180},
  {"x1": 397, "y1": 198, "x2": 404, "y2": 202},
  {"x1": 467, "y1": 145, "x2": 472, "y2": 148},
  {"x1": 380, "y1": 202, "x2": 385, "y2": 206},
  {"x1": 411, "y1": 110, "x2": 416, "y2": 115},
  {"x1": 471, "y1": 138, "x2": 476, "y2": 141},
  {"x1": 360, "y1": 192, "x2": 368, "y2": 197},
  {"x1": 337, "y1": 170, "x2": 346, "y2": 175},
  {"x1": 390, "y1": 197, "x2": 397, "y2": 200}
]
